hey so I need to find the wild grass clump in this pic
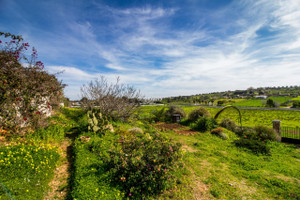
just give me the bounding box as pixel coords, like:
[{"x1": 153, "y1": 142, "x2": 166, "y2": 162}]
[
  {"x1": 190, "y1": 117, "x2": 218, "y2": 132},
  {"x1": 188, "y1": 107, "x2": 211, "y2": 122},
  {"x1": 128, "y1": 127, "x2": 144, "y2": 134},
  {"x1": 234, "y1": 138, "x2": 270, "y2": 155},
  {"x1": 253, "y1": 125, "x2": 280, "y2": 141},
  {"x1": 219, "y1": 118, "x2": 238, "y2": 132},
  {"x1": 211, "y1": 127, "x2": 228, "y2": 140},
  {"x1": 239, "y1": 125, "x2": 280, "y2": 142}
]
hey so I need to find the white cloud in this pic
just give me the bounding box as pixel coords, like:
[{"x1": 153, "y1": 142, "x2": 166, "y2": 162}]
[{"x1": 6, "y1": 0, "x2": 300, "y2": 99}]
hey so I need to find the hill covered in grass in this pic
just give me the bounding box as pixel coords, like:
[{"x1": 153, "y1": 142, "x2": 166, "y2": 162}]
[{"x1": 156, "y1": 86, "x2": 300, "y2": 107}]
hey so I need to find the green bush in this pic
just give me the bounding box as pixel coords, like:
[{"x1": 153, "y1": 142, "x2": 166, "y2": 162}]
[
  {"x1": 105, "y1": 132, "x2": 182, "y2": 198},
  {"x1": 292, "y1": 101, "x2": 300, "y2": 108},
  {"x1": 164, "y1": 106, "x2": 186, "y2": 122},
  {"x1": 234, "y1": 138, "x2": 270, "y2": 155},
  {"x1": 266, "y1": 99, "x2": 276, "y2": 107},
  {"x1": 219, "y1": 118, "x2": 238, "y2": 132},
  {"x1": 191, "y1": 117, "x2": 218, "y2": 132},
  {"x1": 188, "y1": 107, "x2": 211, "y2": 122},
  {"x1": 253, "y1": 125, "x2": 280, "y2": 141},
  {"x1": 151, "y1": 107, "x2": 166, "y2": 122}
]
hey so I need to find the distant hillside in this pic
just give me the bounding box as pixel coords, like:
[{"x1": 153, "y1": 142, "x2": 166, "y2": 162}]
[{"x1": 154, "y1": 86, "x2": 300, "y2": 107}]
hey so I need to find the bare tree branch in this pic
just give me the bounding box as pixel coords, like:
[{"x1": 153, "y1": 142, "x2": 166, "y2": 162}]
[{"x1": 81, "y1": 76, "x2": 143, "y2": 121}]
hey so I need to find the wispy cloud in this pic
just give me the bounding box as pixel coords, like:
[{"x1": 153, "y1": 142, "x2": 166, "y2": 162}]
[{"x1": 1, "y1": 0, "x2": 300, "y2": 99}]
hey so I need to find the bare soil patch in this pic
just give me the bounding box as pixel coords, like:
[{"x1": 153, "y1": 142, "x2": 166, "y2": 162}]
[{"x1": 153, "y1": 122, "x2": 198, "y2": 135}]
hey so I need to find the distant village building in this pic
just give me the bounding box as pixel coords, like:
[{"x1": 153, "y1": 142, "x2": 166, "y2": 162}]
[
  {"x1": 255, "y1": 95, "x2": 267, "y2": 99},
  {"x1": 71, "y1": 101, "x2": 81, "y2": 107}
]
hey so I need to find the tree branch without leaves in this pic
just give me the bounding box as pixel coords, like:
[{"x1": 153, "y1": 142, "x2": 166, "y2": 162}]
[{"x1": 81, "y1": 76, "x2": 143, "y2": 121}]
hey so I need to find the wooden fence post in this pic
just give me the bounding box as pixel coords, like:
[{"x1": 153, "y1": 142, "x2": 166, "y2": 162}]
[{"x1": 273, "y1": 120, "x2": 281, "y2": 142}]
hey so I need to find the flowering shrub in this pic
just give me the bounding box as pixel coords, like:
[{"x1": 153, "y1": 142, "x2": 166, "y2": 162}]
[
  {"x1": 105, "y1": 131, "x2": 183, "y2": 198},
  {"x1": 0, "y1": 32, "x2": 64, "y2": 134}
]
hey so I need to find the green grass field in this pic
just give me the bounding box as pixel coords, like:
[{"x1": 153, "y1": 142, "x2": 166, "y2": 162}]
[
  {"x1": 140, "y1": 105, "x2": 300, "y2": 128},
  {"x1": 158, "y1": 130, "x2": 300, "y2": 200},
  {"x1": 292, "y1": 96, "x2": 300, "y2": 101},
  {"x1": 232, "y1": 99, "x2": 265, "y2": 107},
  {"x1": 229, "y1": 97, "x2": 292, "y2": 108},
  {"x1": 1, "y1": 107, "x2": 300, "y2": 199}
]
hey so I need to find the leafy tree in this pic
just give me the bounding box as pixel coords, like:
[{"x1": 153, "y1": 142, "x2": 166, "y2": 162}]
[
  {"x1": 266, "y1": 99, "x2": 275, "y2": 107},
  {"x1": 0, "y1": 32, "x2": 65, "y2": 133}
]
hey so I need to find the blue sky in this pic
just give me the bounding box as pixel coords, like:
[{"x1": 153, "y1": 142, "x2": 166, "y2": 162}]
[{"x1": 1, "y1": 0, "x2": 300, "y2": 100}]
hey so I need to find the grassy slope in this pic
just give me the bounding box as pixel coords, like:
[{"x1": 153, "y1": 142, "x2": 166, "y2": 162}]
[{"x1": 158, "y1": 130, "x2": 300, "y2": 200}]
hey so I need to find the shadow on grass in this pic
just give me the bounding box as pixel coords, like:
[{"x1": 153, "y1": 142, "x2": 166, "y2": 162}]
[{"x1": 64, "y1": 127, "x2": 82, "y2": 200}]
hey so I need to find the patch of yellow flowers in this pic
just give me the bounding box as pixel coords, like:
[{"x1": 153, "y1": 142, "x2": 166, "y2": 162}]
[{"x1": 0, "y1": 141, "x2": 58, "y2": 173}]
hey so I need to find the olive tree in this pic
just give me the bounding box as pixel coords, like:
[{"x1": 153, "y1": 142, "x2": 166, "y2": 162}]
[{"x1": 81, "y1": 76, "x2": 143, "y2": 121}]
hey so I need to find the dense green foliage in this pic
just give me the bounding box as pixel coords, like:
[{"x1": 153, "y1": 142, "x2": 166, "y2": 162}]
[
  {"x1": 292, "y1": 101, "x2": 300, "y2": 108},
  {"x1": 266, "y1": 99, "x2": 276, "y2": 107},
  {"x1": 106, "y1": 131, "x2": 182, "y2": 198},
  {"x1": 188, "y1": 107, "x2": 211, "y2": 122},
  {"x1": 150, "y1": 107, "x2": 166, "y2": 122},
  {"x1": 190, "y1": 117, "x2": 218, "y2": 132}
]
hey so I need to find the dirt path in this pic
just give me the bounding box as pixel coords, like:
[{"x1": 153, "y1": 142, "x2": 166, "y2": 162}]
[
  {"x1": 44, "y1": 140, "x2": 72, "y2": 200},
  {"x1": 153, "y1": 122, "x2": 198, "y2": 135}
]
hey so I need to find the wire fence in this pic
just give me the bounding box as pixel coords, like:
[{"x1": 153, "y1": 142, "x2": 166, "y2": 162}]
[{"x1": 281, "y1": 126, "x2": 300, "y2": 140}]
